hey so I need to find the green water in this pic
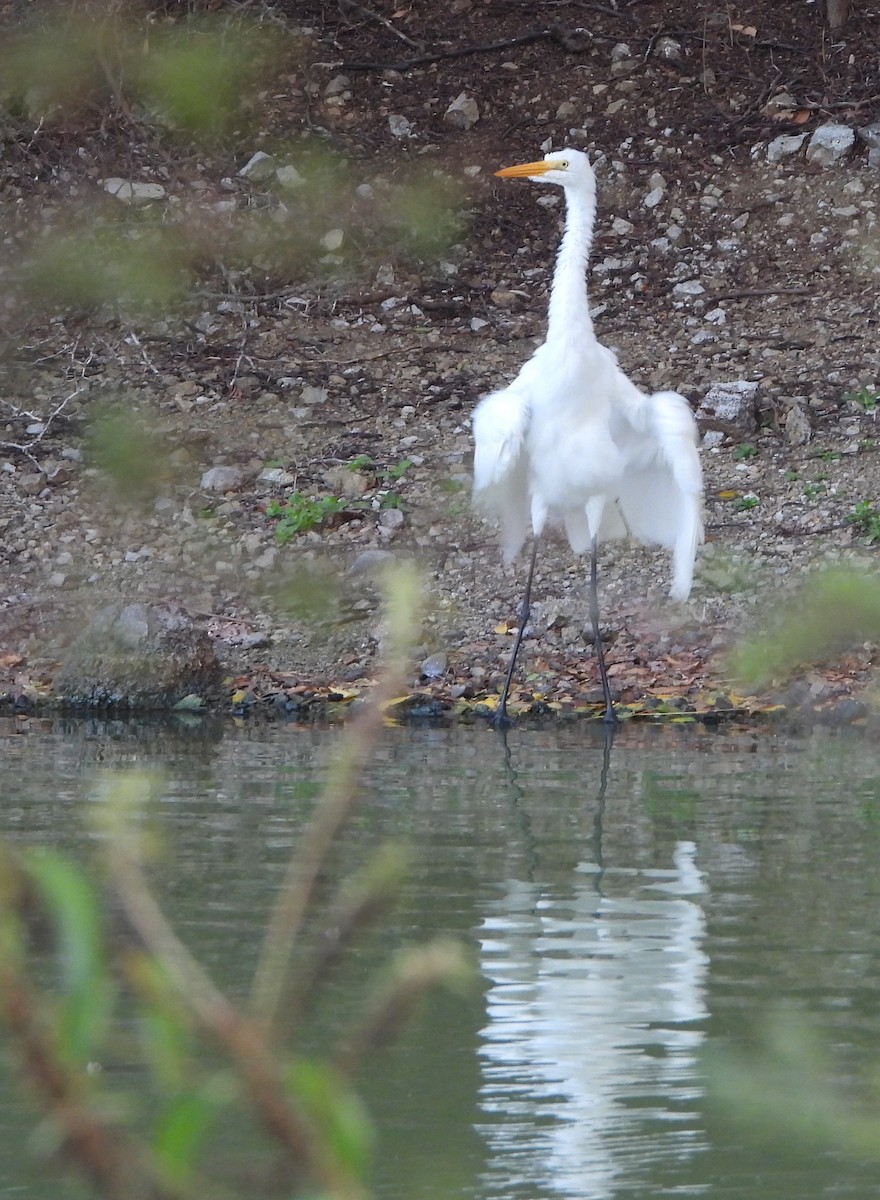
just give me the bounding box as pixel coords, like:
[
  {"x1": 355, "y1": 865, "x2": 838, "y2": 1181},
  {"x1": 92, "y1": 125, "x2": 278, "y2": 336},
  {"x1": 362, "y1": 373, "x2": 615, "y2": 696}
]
[{"x1": 2, "y1": 717, "x2": 880, "y2": 1199}]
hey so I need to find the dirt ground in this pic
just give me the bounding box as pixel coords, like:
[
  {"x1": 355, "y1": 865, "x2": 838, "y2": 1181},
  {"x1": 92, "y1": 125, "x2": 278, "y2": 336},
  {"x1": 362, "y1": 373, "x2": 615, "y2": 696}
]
[{"x1": 1, "y1": 0, "x2": 879, "y2": 722}]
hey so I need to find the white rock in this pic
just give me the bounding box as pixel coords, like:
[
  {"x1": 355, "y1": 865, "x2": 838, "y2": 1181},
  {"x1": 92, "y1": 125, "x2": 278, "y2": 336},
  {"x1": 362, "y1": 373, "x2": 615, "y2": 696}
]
[
  {"x1": 611, "y1": 217, "x2": 634, "y2": 235},
  {"x1": 321, "y1": 228, "x2": 344, "y2": 251},
  {"x1": 276, "y1": 164, "x2": 305, "y2": 190},
  {"x1": 673, "y1": 280, "x2": 705, "y2": 297},
  {"x1": 201, "y1": 465, "x2": 246, "y2": 492},
  {"x1": 102, "y1": 178, "x2": 166, "y2": 204},
  {"x1": 785, "y1": 405, "x2": 812, "y2": 446},
  {"x1": 444, "y1": 92, "x2": 480, "y2": 130},
  {"x1": 805, "y1": 123, "x2": 855, "y2": 166},
  {"x1": 696, "y1": 381, "x2": 760, "y2": 436},
  {"x1": 260, "y1": 467, "x2": 295, "y2": 486},
  {"x1": 324, "y1": 74, "x2": 350, "y2": 96},
  {"x1": 420, "y1": 652, "x2": 448, "y2": 679},
  {"x1": 238, "y1": 151, "x2": 276, "y2": 181},
  {"x1": 766, "y1": 133, "x2": 808, "y2": 163},
  {"x1": 644, "y1": 186, "x2": 664, "y2": 209},
  {"x1": 705, "y1": 307, "x2": 727, "y2": 324},
  {"x1": 348, "y1": 549, "x2": 396, "y2": 576},
  {"x1": 388, "y1": 114, "x2": 414, "y2": 139},
  {"x1": 300, "y1": 385, "x2": 328, "y2": 405}
]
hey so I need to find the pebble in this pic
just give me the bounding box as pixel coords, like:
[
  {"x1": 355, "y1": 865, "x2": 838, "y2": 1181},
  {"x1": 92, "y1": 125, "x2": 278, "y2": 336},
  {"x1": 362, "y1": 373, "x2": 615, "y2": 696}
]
[
  {"x1": 201, "y1": 465, "x2": 247, "y2": 492},
  {"x1": 805, "y1": 123, "x2": 855, "y2": 166}
]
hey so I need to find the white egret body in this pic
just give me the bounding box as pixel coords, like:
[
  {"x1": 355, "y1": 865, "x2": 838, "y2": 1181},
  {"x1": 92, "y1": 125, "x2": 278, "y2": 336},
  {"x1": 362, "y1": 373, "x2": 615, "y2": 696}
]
[{"x1": 472, "y1": 149, "x2": 703, "y2": 723}]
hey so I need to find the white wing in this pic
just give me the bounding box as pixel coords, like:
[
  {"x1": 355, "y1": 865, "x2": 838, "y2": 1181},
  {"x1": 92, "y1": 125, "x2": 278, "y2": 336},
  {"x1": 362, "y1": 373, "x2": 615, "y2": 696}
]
[
  {"x1": 472, "y1": 384, "x2": 532, "y2": 563},
  {"x1": 615, "y1": 390, "x2": 704, "y2": 600}
]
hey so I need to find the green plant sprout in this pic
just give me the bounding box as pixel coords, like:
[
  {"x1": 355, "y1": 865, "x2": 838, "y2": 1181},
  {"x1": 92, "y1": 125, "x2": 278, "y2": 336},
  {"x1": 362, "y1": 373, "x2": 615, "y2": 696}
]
[
  {"x1": 266, "y1": 493, "x2": 345, "y2": 544},
  {"x1": 844, "y1": 387, "x2": 879, "y2": 412},
  {"x1": 734, "y1": 495, "x2": 759, "y2": 512},
  {"x1": 382, "y1": 459, "x2": 412, "y2": 482},
  {"x1": 734, "y1": 443, "x2": 757, "y2": 461},
  {"x1": 847, "y1": 500, "x2": 880, "y2": 543}
]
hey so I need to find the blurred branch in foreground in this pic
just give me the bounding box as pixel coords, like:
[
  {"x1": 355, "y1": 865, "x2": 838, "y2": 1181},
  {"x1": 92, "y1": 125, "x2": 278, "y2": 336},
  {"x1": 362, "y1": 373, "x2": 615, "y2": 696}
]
[{"x1": 0, "y1": 563, "x2": 471, "y2": 1199}]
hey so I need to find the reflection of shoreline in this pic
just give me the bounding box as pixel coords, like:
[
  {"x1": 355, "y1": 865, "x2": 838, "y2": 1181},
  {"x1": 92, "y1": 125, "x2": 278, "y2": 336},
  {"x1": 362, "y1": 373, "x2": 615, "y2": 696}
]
[{"x1": 476, "y1": 842, "x2": 708, "y2": 1199}]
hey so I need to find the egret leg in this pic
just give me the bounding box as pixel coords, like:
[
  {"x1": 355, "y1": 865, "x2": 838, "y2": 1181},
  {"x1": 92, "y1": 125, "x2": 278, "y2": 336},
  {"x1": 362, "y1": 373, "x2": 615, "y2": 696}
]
[
  {"x1": 589, "y1": 536, "x2": 617, "y2": 725},
  {"x1": 495, "y1": 537, "x2": 539, "y2": 727}
]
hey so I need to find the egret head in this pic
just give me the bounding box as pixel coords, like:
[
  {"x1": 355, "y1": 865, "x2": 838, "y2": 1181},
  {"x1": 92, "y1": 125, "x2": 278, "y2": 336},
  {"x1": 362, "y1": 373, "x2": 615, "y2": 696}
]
[{"x1": 495, "y1": 149, "x2": 594, "y2": 191}]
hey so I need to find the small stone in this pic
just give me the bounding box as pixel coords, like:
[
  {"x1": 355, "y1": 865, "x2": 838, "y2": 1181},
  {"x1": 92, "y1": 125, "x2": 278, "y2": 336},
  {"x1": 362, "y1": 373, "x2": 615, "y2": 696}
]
[
  {"x1": 805, "y1": 123, "x2": 855, "y2": 166},
  {"x1": 238, "y1": 151, "x2": 277, "y2": 181},
  {"x1": 321, "y1": 228, "x2": 344, "y2": 251},
  {"x1": 696, "y1": 380, "x2": 760, "y2": 437},
  {"x1": 102, "y1": 178, "x2": 166, "y2": 204},
  {"x1": 785, "y1": 405, "x2": 812, "y2": 446},
  {"x1": 655, "y1": 35, "x2": 684, "y2": 65},
  {"x1": 611, "y1": 217, "x2": 634, "y2": 235},
  {"x1": 379, "y1": 508, "x2": 405, "y2": 530},
  {"x1": 348, "y1": 549, "x2": 396, "y2": 576},
  {"x1": 857, "y1": 122, "x2": 880, "y2": 150},
  {"x1": 324, "y1": 74, "x2": 351, "y2": 97},
  {"x1": 323, "y1": 466, "x2": 369, "y2": 498},
  {"x1": 420, "y1": 652, "x2": 448, "y2": 679},
  {"x1": 200, "y1": 465, "x2": 246, "y2": 492},
  {"x1": 260, "y1": 467, "x2": 295, "y2": 486},
  {"x1": 18, "y1": 473, "x2": 47, "y2": 496},
  {"x1": 444, "y1": 91, "x2": 480, "y2": 130},
  {"x1": 388, "y1": 114, "x2": 414, "y2": 139},
  {"x1": 644, "y1": 186, "x2": 664, "y2": 209},
  {"x1": 276, "y1": 164, "x2": 305, "y2": 190},
  {"x1": 767, "y1": 133, "x2": 808, "y2": 163},
  {"x1": 300, "y1": 385, "x2": 328, "y2": 406},
  {"x1": 490, "y1": 288, "x2": 518, "y2": 307},
  {"x1": 763, "y1": 91, "x2": 798, "y2": 117},
  {"x1": 673, "y1": 280, "x2": 705, "y2": 297}
]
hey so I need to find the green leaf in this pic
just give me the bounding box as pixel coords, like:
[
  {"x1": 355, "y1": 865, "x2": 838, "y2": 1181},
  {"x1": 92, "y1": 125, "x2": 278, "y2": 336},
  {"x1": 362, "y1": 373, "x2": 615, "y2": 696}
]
[
  {"x1": 25, "y1": 850, "x2": 113, "y2": 1065},
  {"x1": 153, "y1": 1079, "x2": 233, "y2": 1183},
  {"x1": 287, "y1": 1058, "x2": 373, "y2": 1178}
]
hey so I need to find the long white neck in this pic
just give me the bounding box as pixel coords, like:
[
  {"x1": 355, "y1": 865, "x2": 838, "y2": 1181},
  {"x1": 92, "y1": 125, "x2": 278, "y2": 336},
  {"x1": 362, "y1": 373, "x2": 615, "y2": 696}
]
[{"x1": 546, "y1": 184, "x2": 596, "y2": 343}]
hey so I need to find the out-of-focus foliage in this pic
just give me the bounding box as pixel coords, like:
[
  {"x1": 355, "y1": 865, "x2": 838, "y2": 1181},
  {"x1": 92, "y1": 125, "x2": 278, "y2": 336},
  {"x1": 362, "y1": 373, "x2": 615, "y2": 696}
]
[
  {"x1": 0, "y1": 9, "x2": 462, "y2": 317},
  {"x1": 730, "y1": 566, "x2": 880, "y2": 687},
  {"x1": 87, "y1": 406, "x2": 177, "y2": 504},
  {"x1": 0, "y1": 11, "x2": 283, "y2": 135},
  {"x1": 0, "y1": 566, "x2": 471, "y2": 1199},
  {"x1": 706, "y1": 1007, "x2": 880, "y2": 1162}
]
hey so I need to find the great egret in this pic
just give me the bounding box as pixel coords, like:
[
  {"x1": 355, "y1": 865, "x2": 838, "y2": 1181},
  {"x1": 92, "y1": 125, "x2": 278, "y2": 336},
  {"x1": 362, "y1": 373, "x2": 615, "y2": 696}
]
[{"x1": 472, "y1": 149, "x2": 703, "y2": 725}]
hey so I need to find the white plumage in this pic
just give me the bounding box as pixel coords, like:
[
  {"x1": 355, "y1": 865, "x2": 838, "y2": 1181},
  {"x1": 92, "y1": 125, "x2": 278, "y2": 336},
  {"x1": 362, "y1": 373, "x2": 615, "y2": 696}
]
[{"x1": 472, "y1": 148, "x2": 703, "y2": 723}]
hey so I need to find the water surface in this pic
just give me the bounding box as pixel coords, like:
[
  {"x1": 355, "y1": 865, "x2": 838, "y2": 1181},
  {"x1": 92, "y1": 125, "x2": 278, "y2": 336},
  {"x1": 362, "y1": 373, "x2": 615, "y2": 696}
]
[{"x1": 1, "y1": 717, "x2": 879, "y2": 1199}]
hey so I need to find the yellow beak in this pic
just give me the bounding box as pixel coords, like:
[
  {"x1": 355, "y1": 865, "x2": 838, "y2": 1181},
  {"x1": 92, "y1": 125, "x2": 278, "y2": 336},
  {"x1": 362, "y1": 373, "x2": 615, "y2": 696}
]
[{"x1": 494, "y1": 160, "x2": 555, "y2": 179}]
